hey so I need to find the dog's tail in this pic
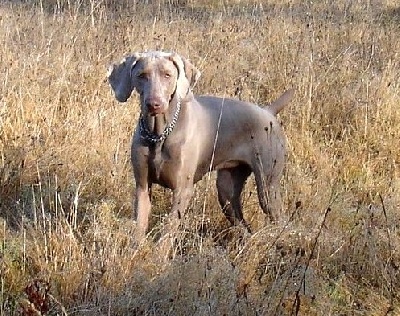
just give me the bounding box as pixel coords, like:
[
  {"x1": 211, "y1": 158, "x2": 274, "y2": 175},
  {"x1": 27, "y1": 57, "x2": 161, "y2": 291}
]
[{"x1": 266, "y1": 89, "x2": 295, "y2": 116}]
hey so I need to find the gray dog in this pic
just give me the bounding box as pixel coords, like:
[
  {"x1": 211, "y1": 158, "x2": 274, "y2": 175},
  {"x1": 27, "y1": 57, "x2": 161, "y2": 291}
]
[{"x1": 108, "y1": 51, "x2": 294, "y2": 240}]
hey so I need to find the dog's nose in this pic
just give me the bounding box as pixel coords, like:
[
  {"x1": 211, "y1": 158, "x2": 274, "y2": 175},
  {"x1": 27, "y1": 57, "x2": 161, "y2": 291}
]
[{"x1": 145, "y1": 98, "x2": 162, "y2": 111}]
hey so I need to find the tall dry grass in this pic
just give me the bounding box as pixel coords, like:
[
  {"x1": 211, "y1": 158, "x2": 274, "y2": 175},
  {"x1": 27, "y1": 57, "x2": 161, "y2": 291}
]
[{"x1": 0, "y1": 0, "x2": 399, "y2": 314}]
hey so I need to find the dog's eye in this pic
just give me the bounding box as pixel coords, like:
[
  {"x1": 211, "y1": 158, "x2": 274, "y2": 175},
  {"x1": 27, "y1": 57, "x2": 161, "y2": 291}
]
[
  {"x1": 137, "y1": 73, "x2": 147, "y2": 79},
  {"x1": 164, "y1": 73, "x2": 171, "y2": 79}
]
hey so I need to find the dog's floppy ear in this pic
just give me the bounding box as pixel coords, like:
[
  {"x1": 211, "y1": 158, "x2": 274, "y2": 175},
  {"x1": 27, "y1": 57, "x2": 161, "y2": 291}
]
[
  {"x1": 169, "y1": 53, "x2": 201, "y2": 98},
  {"x1": 181, "y1": 56, "x2": 201, "y2": 89},
  {"x1": 107, "y1": 54, "x2": 140, "y2": 102}
]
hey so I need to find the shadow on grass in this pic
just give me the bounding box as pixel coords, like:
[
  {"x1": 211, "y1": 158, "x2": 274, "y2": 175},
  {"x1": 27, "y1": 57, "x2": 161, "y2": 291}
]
[{"x1": 0, "y1": 145, "x2": 26, "y2": 228}]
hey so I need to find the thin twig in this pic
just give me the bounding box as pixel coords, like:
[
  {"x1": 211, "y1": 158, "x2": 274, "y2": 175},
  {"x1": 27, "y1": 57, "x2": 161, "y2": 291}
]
[
  {"x1": 379, "y1": 194, "x2": 395, "y2": 315},
  {"x1": 290, "y1": 207, "x2": 331, "y2": 316},
  {"x1": 199, "y1": 96, "x2": 225, "y2": 253}
]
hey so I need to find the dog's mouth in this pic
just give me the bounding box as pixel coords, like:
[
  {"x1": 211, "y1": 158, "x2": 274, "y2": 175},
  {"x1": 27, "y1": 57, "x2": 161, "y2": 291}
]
[
  {"x1": 148, "y1": 106, "x2": 164, "y2": 116},
  {"x1": 141, "y1": 112, "x2": 168, "y2": 137}
]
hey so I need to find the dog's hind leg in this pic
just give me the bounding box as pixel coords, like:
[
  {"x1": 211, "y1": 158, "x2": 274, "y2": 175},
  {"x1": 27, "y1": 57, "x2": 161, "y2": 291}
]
[{"x1": 216, "y1": 165, "x2": 252, "y2": 231}]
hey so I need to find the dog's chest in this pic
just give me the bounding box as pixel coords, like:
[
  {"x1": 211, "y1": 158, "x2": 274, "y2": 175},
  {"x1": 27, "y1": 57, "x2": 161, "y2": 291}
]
[{"x1": 148, "y1": 145, "x2": 181, "y2": 189}]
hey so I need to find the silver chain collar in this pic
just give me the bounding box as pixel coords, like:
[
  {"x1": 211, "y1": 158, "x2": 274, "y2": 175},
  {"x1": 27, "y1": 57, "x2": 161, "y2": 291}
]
[{"x1": 139, "y1": 98, "x2": 181, "y2": 144}]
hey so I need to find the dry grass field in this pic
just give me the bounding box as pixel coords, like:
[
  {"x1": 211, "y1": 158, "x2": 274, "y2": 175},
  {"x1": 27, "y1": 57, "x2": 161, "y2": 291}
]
[{"x1": 0, "y1": 0, "x2": 399, "y2": 314}]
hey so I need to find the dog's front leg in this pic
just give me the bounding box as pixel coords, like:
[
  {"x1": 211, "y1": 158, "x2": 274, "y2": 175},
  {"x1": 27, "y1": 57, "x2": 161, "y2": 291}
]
[
  {"x1": 163, "y1": 180, "x2": 194, "y2": 236},
  {"x1": 134, "y1": 184, "x2": 152, "y2": 241},
  {"x1": 158, "y1": 184, "x2": 193, "y2": 258},
  {"x1": 171, "y1": 185, "x2": 194, "y2": 221},
  {"x1": 132, "y1": 141, "x2": 152, "y2": 242}
]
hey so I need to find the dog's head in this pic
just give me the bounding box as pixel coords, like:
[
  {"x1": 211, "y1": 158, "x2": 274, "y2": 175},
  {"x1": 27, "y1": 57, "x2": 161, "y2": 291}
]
[{"x1": 107, "y1": 51, "x2": 200, "y2": 116}]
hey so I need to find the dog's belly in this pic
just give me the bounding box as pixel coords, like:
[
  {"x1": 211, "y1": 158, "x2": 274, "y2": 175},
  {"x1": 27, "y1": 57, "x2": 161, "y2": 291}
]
[
  {"x1": 154, "y1": 161, "x2": 211, "y2": 188},
  {"x1": 193, "y1": 162, "x2": 211, "y2": 183},
  {"x1": 192, "y1": 159, "x2": 242, "y2": 184}
]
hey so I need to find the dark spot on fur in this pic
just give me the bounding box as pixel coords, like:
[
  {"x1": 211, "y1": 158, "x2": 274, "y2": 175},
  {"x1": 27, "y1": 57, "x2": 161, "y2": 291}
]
[{"x1": 264, "y1": 126, "x2": 268, "y2": 132}]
